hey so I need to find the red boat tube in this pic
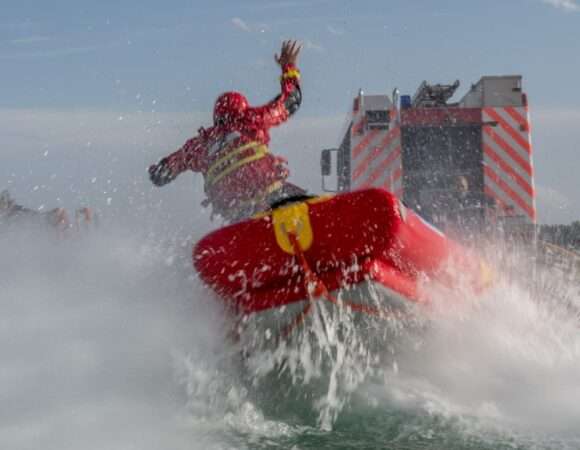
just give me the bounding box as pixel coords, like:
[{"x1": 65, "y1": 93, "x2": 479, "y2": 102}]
[{"x1": 193, "y1": 188, "x2": 492, "y2": 315}]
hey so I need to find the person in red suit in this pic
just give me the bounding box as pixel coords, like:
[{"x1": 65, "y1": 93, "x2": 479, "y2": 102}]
[{"x1": 149, "y1": 40, "x2": 306, "y2": 223}]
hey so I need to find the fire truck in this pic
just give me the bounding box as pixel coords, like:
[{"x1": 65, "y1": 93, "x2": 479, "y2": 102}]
[{"x1": 320, "y1": 76, "x2": 536, "y2": 238}]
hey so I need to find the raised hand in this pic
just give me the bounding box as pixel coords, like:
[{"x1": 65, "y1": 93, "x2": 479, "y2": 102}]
[{"x1": 275, "y1": 40, "x2": 302, "y2": 68}]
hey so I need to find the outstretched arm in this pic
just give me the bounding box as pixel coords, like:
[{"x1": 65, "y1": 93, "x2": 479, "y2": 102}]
[
  {"x1": 243, "y1": 40, "x2": 302, "y2": 130},
  {"x1": 149, "y1": 133, "x2": 206, "y2": 187}
]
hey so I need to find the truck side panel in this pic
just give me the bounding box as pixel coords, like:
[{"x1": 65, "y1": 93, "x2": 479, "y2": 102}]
[
  {"x1": 349, "y1": 106, "x2": 403, "y2": 194},
  {"x1": 482, "y1": 106, "x2": 536, "y2": 223}
]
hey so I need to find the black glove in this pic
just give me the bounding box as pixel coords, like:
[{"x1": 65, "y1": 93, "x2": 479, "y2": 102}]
[{"x1": 148, "y1": 158, "x2": 176, "y2": 187}]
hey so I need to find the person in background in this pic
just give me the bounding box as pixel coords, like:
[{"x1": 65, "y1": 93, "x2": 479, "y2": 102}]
[
  {"x1": 148, "y1": 40, "x2": 306, "y2": 223},
  {"x1": 0, "y1": 189, "x2": 70, "y2": 231}
]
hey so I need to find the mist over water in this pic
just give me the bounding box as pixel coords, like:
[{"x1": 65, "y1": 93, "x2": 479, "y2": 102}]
[
  {"x1": 0, "y1": 205, "x2": 313, "y2": 449},
  {"x1": 1, "y1": 223, "x2": 205, "y2": 449},
  {"x1": 373, "y1": 272, "x2": 580, "y2": 445},
  {"x1": 2, "y1": 205, "x2": 580, "y2": 449}
]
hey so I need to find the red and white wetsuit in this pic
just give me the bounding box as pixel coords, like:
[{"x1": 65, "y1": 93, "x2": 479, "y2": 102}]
[{"x1": 152, "y1": 64, "x2": 303, "y2": 222}]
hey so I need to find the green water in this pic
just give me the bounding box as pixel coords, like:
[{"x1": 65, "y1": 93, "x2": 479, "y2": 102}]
[{"x1": 184, "y1": 390, "x2": 580, "y2": 450}]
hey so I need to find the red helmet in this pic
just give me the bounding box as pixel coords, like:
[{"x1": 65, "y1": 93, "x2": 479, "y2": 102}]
[{"x1": 213, "y1": 92, "x2": 249, "y2": 126}]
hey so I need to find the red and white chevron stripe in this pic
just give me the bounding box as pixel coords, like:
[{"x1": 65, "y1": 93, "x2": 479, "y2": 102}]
[
  {"x1": 482, "y1": 106, "x2": 536, "y2": 223},
  {"x1": 350, "y1": 110, "x2": 402, "y2": 196}
]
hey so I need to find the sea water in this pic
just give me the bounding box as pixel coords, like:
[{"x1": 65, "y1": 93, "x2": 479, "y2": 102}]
[{"x1": 2, "y1": 221, "x2": 580, "y2": 450}]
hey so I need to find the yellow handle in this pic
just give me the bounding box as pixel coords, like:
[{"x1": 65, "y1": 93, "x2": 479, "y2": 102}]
[{"x1": 272, "y1": 202, "x2": 313, "y2": 254}]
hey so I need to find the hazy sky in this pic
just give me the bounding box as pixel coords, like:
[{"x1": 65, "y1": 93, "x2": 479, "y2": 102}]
[{"x1": 1, "y1": 0, "x2": 579, "y2": 223}]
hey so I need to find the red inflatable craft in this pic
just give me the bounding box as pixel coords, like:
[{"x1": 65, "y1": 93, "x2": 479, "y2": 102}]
[{"x1": 194, "y1": 188, "x2": 493, "y2": 330}]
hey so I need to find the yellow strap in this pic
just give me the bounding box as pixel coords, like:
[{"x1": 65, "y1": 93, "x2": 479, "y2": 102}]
[
  {"x1": 206, "y1": 141, "x2": 259, "y2": 180},
  {"x1": 206, "y1": 144, "x2": 269, "y2": 186},
  {"x1": 281, "y1": 68, "x2": 301, "y2": 80}
]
